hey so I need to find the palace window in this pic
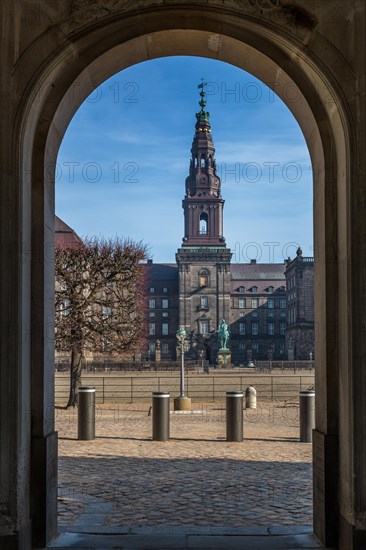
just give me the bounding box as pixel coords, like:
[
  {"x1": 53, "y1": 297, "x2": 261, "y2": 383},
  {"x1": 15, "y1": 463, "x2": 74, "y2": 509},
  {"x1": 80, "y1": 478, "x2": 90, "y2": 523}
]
[
  {"x1": 238, "y1": 286, "x2": 245, "y2": 293},
  {"x1": 267, "y1": 298, "x2": 275, "y2": 309},
  {"x1": 149, "y1": 323, "x2": 156, "y2": 336},
  {"x1": 239, "y1": 298, "x2": 246, "y2": 308},
  {"x1": 149, "y1": 299, "x2": 156, "y2": 309},
  {"x1": 280, "y1": 322, "x2": 286, "y2": 335},
  {"x1": 162, "y1": 343, "x2": 169, "y2": 353},
  {"x1": 268, "y1": 322, "x2": 275, "y2": 335},
  {"x1": 162, "y1": 323, "x2": 169, "y2": 336},
  {"x1": 148, "y1": 342, "x2": 155, "y2": 354},
  {"x1": 200, "y1": 296, "x2": 209, "y2": 309},
  {"x1": 149, "y1": 312, "x2": 155, "y2": 318},
  {"x1": 252, "y1": 323, "x2": 259, "y2": 335},
  {"x1": 280, "y1": 299, "x2": 286, "y2": 309},
  {"x1": 162, "y1": 312, "x2": 168, "y2": 318},
  {"x1": 162, "y1": 298, "x2": 169, "y2": 309},
  {"x1": 239, "y1": 323, "x2": 246, "y2": 335},
  {"x1": 239, "y1": 343, "x2": 246, "y2": 350},
  {"x1": 199, "y1": 320, "x2": 210, "y2": 334},
  {"x1": 252, "y1": 298, "x2": 259, "y2": 308},
  {"x1": 149, "y1": 287, "x2": 155, "y2": 293},
  {"x1": 163, "y1": 287, "x2": 168, "y2": 293}
]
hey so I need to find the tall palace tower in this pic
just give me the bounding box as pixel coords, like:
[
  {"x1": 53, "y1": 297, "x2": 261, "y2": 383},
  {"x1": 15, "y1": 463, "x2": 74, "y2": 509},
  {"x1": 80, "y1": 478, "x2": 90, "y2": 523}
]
[{"x1": 176, "y1": 83, "x2": 232, "y2": 353}]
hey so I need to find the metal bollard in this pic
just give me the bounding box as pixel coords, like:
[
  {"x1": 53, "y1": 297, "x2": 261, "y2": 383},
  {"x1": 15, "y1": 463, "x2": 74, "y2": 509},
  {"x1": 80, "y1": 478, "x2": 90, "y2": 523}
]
[
  {"x1": 226, "y1": 391, "x2": 244, "y2": 442},
  {"x1": 152, "y1": 392, "x2": 170, "y2": 441},
  {"x1": 245, "y1": 385, "x2": 257, "y2": 409},
  {"x1": 78, "y1": 386, "x2": 96, "y2": 440},
  {"x1": 299, "y1": 389, "x2": 315, "y2": 442}
]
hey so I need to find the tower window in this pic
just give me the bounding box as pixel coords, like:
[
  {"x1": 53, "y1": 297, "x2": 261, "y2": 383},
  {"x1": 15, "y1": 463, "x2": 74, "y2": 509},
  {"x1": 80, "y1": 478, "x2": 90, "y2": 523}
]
[
  {"x1": 200, "y1": 296, "x2": 209, "y2": 309},
  {"x1": 198, "y1": 270, "x2": 210, "y2": 288},
  {"x1": 200, "y1": 157, "x2": 205, "y2": 168},
  {"x1": 199, "y1": 320, "x2": 210, "y2": 334},
  {"x1": 199, "y1": 213, "x2": 208, "y2": 235}
]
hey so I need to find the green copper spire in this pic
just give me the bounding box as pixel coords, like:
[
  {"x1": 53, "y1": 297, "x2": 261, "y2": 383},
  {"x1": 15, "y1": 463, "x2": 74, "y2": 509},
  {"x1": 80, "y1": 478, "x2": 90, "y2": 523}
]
[{"x1": 196, "y1": 79, "x2": 210, "y2": 122}]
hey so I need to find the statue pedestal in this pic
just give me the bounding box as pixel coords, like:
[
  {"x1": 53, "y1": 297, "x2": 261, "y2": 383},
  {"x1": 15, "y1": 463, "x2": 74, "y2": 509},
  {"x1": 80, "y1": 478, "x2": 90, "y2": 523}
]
[{"x1": 217, "y1": 349, "x2": 232, "y2": 369}]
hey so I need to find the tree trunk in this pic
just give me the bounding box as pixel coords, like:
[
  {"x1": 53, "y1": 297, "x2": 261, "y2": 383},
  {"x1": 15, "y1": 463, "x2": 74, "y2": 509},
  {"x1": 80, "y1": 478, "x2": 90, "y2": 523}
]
[{"x1": 67, "y1": 348, "x2": 83, "y2": 408}]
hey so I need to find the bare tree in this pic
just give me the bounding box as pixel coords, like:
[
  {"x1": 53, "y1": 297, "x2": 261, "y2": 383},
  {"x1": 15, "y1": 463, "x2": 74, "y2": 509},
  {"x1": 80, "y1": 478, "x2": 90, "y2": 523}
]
[{"x1": 55, "y1": 236, "x2": 148, "y2": 407}]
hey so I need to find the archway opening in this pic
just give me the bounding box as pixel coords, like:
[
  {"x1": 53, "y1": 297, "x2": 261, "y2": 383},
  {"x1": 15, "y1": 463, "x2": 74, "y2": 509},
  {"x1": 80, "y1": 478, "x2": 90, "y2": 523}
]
[
  {"x1": 24, "y1": 21, "x2": 347, "y2": 548},
  {"x1": 54, "y1": 52, "x2": 314, "y2": 535}
]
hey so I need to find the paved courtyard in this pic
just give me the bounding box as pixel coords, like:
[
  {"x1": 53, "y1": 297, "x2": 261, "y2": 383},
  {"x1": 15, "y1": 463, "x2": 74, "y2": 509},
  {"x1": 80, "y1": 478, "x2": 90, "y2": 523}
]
[{"x1": 57, "y1": 401, "x2": 312, "y2": 532}]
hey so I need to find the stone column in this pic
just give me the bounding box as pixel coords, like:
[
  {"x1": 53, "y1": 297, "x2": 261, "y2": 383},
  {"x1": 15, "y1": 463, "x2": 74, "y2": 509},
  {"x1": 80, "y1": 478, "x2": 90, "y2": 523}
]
[
  {"x1": 0, "y1": 3, "x2": 32, "y2": 547},
  {"x1": 30, "y1": 184, "x2": 58, "y2": 547}
]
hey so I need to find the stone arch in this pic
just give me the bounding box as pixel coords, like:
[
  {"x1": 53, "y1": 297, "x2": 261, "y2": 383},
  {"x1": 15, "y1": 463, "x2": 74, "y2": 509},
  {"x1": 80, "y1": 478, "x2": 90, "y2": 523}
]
[{"x1": 3, "y1": 4, "x2": 359, "y2": 549}]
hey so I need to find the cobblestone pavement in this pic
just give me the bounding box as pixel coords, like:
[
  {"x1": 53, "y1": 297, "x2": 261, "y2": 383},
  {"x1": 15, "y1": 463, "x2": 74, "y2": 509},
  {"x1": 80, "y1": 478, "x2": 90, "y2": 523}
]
[{"x1": 57, "y1": 402, "x2": 312, "y2": 530}]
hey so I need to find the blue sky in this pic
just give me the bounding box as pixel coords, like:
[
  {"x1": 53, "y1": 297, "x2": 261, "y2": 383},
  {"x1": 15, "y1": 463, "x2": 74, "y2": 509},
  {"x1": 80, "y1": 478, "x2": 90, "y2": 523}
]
[{"x1": 56, "y1": 56, "x2": 313, "y2": 263}]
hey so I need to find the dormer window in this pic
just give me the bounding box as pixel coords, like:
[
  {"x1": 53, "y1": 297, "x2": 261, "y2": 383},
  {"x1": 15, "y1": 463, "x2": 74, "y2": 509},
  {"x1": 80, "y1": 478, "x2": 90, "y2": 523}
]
[
  {"x1": 251, "y1": 286, "x2": 258, "y2": 292},
  {"x1": 267, "y1": 286, "x2": 274, "y2": 293},
  {"x1": 238, "y1": 286, "x2": 245, "y2": 293}
]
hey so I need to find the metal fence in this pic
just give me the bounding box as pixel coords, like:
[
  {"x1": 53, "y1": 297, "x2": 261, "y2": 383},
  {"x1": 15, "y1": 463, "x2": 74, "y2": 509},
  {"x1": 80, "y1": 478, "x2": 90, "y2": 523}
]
[
  {"x1": 55, "y1": 360, "x2": 315, "y2": 373},
  {"x1": 55, "y1": 374, "x2": 315, "y2": 404},
  {"x1": 55, "y1": 360, "x2": 206, "y2": 373},
  {"x1": 254, "y1": 360, "x2": 315, "y2": 373}
]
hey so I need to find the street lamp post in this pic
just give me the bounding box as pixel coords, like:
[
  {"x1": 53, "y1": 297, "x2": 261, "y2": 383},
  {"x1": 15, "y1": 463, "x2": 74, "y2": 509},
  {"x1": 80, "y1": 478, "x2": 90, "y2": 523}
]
[
  {"x1": 174, "y1": 326, "x2": 192, "y2": 411},
  {"x1": 177, "y1": 326, "x2": 186, "y2": 397}
]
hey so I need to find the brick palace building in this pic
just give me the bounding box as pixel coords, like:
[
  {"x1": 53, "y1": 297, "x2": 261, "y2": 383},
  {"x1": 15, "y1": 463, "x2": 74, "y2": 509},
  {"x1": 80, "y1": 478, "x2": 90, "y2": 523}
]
[{"x1": 145, "y1": 85, "x2": 315, "y2": 364}]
